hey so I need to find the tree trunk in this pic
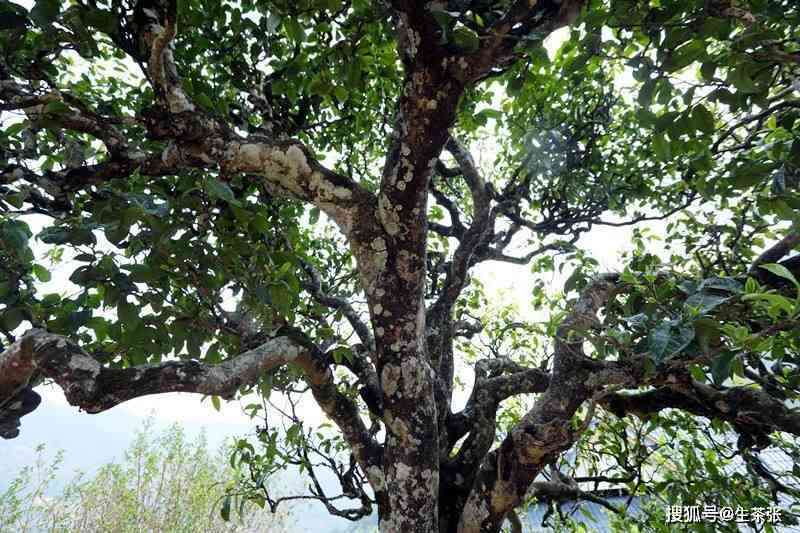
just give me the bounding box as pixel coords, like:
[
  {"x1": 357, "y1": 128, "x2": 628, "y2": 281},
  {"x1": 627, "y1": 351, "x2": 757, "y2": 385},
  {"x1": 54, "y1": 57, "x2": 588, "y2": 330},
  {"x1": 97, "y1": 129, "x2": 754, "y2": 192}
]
[{"x1": 370, "y1": 256, "x2": 440, "y2": 532}]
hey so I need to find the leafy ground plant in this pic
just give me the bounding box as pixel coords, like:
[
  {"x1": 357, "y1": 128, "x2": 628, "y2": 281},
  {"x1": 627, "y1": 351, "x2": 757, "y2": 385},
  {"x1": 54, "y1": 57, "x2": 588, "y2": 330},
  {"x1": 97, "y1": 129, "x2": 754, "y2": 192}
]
[{"x1": 0, "y1": 420, "x2": 296, "y2": 533}]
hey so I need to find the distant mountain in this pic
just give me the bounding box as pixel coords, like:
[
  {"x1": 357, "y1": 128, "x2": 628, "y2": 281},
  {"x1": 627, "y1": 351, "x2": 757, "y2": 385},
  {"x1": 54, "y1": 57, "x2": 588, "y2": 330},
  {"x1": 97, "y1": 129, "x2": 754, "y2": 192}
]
[
  {"x1": 0, "y1": 399, "x2": 247, "y2": 491},
  {"x1": 328, "y1": 517, "x2": 378, "y2": 533}
]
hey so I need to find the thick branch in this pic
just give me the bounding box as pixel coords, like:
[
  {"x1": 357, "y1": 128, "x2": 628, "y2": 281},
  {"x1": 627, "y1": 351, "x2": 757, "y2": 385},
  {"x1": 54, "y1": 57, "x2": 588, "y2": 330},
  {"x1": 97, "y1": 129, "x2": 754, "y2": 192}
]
[
  {"x1": 444, "y1": 360, "x2": 550, "y2": 483},
  {"x1": 0, "y1": 80, "x2": 129, "y2": 157},
  {"x1": 140, "y1": 0, "x2": 194, "y2": 113},
  {"x1": 603, "y1": 382, "x2": 800, "y2": 444},
  {"x1": 6, "y1": 108, "x2": 376, "y2": 246},
  {"x1": 455, "y1": 0, "x2": 587, "y2": 84},
  {"x1": 748, "y1": 230, "x2": 800, "y2": 276},
  {"x1": 2, "y1": 152, "x2": 174, "y2": 200},
  {"x1": 428, "y1": 138, "x2": 494, "y2": 451},
  {"x1": 430, "y1": 138, "x2": 492, "y2": 317},
  {"x1": 0, "y1": 328, "x2": 382, "y2": 489},
  {"x1": 457, "y1": 274, "x2": 618, "y2": 533},
  {"x1": 0, "y1": 329, "x2": 312, "y2": 413},
  {"x1": 528, "y1": 481, "x2": 623, "y2": 514}
]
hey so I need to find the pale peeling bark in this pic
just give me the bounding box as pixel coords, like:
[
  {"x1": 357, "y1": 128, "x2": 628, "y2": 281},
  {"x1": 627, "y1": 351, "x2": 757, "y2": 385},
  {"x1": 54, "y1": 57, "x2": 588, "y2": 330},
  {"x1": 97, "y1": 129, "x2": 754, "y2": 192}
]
[
  {"x1": 221, "y1": 140, "x2": 371, "y2": 234},
  {"x1": 364, "y1": 3, "x2": 588, "y2": 528},
  {"x1": 0, "y1": 329, "x2": 308, "y2": 409},
  {"x1": 140, "y1": 0, "x2": 195, "y2": 113},
  {"x1": 367, "y1": 185, "x2": 440, "y2": 533},
  {"x1": 355, "y1": 207, "x2": 441, "y2": 533}
]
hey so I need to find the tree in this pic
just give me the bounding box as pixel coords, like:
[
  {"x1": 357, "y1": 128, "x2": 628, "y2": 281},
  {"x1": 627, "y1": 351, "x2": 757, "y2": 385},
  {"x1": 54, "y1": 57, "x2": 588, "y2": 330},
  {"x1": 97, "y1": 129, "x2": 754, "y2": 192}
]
[
  {"x1": 0, "y1": 420, "x2": 297, "y2": 532},
  {"x1": 0, "y1": 0, "x2": 798, "y2": 531}
]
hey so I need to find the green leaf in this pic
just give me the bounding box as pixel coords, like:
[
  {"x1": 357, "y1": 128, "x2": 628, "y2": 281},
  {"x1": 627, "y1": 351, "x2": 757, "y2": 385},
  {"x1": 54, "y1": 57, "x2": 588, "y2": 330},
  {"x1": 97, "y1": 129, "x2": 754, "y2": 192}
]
[
  {"x1": 698, "y1": 277, "x2": 742, "y2": 294},
  {"x1": 269, "y1": 284, "x2": 292, "y2": 315},
  {"x1": 623, "y1": 313, "x2": 648, "y2": 330},
  {"x1": 430, "y1": 8, "x2": 456, "y2": 31},
  {"x1": 211, "y1": 395, "x2": 221, "y2": 411},
  {"x1": 2, "y1": 308, "x2": 25, "y2": 331},
  {"x1": 563, "y1": 269, "x2": 585, "y2": 294},
  {"x1": 744, "y1": 277, "x2": 759, "y2": 293},
  {"x1": 691, "y1": 104, "x2": 715, "y2": 133},
  {"x1": 4, "y1": 121, "x2": 28, "y2": 137},
  {"x1": 308, "y1": 76, "x2": 330, "y2": 97},
  {"x1": 636, "y1": 108, "x2": 657, "y2": 127},
  {"x1": 647, "y1": 321, "x2": 695, "y2": 363},
  {"x1": 654, "y1": 111, "x2": 679, "y2": 133},
  {"x1": 284, "y1": 18, "x2": 304, "y2": 42},
  {"x1": 345, "y1": 61, "x2": 363, "y2": 89},
  {"x1": 335, "y1": 346, "x2": 353, "y2": 363},
  {"x1": 251, "y1": 214, "x2": 270, "y2": 234},
  {"x1": 259, "y1": 374, "x2": 273, "y2": 400},
  {"x1": 507, "y1": 76, "x2": 525, "y2": 95},
  {"x1": 652, "y1": 133, "x2": 671, "y2": 161},
  {"x1": 333, "y1": 85, "x2": 348, "y2": 103},
  {"x1": 711, "y1": 351, "x2": 736, "y2": 385},
  {"x1": 731, "y1": 162, "x2": 772, "y2": 189},
  {"x1": 638, "y1": 79, "x2": 656, "y2": 107},
  {"x1": 452, "y1": 26, "x2": 480, "y2": 52},
  {"x1": 308, "y1": 207, "x2": 320, "y2": 224},
  {"x1": 286, "y1": 423, "x2": 301, "y2": 442},
  {"x1": 205, "y1": 177, "x2": 237, "y2": 204},
  {"x1": 759, "y1": 263, "x2": 800, "y2": 289},
  {"x1": 2, "y1": 220, "x2": 31, "y2": 249},
  {"x1": 771, "y1": 200, "x2": 797, "y2": 222},
  {"x1": 30, "y1": 0, "x2": 60, "y2": 26},
  {"x1": 38, "y1": 226, "x2": 70, "y2": 245},
  {"x1": 684, "y1": 292, "x2": 729, "y2": 315},
  {"x1": 43, "y1": 101, "x2": 70, "y2": 117},
  {"x1": 104, "y1": 222, "x2": 129, "y2": 245},
  {"x1": 195, "y1": 93, "x2": 214, "y2": 110},
  {"x1": 126, "y1": 264, "x2": 156, "y2": 283},
  {"x1": 693, "y1": 318, "x2": 719, "y2": 353},
  {"x1": 82, "y1": 8, "x2": 117, "y2": 34},
  {"x1": 729, "y1": 65, "x2": 758, "y2": 94},
  {"x1": 665, "y1": 40, "x2": 706, "y2": 72},
  {"x1": 741, "y1": 293, "x2": 795, "y2": 315},
  {"x1": 69, "y1": 309, "x2": 92, "y2": 329},
  {"x1": 117, "y1": 301, "x2": 138, "y2": 325},
  {"x1": 699, "y1": 61, "x2": 716, "y2": 82},
  {"x1": 32, "y1": 264, "x2": 51, "y2": 282},
  {"x1": 688, "y1": 364, "x2": 707, "y2": 382},
  {"x1": 69, "y1": 266, "x2": 95, "y2": 285},
  {"x1": 220, "y1": 494, "x2": 231, "y2": 521},
  {"x1": 266, "y1": 13, "x2": 281, "y2": 33}
]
